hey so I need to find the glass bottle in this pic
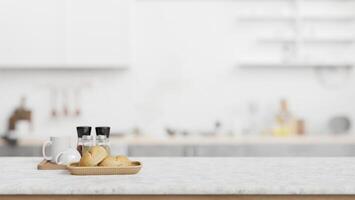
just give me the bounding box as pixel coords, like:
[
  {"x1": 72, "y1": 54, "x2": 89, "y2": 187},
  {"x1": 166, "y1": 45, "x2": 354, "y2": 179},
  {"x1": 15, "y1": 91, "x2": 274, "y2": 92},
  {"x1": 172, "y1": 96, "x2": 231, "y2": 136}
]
[
  {"x1": 82, "y1": 135, "x2": 94, "y2": 155},
  {"x1": 95, "y1": 126, "x2": 111, "y2": 155},
  {"x1": 76, "y1": 126, "x2": 91, "y2": 155},
  {"x1": 272, "y1": 99, "x2": 296, "y2": 137}
]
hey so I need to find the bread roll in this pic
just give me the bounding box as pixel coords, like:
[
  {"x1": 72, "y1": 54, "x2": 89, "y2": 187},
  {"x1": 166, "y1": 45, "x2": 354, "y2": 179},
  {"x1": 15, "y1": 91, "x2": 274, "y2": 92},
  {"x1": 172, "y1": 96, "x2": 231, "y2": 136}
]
[
  {"x1": 99, "y1": 155, "x2": 131, "y2": 167},
  {"x1": 79, "y1": 146, "x2": 108, "y2": 166}
]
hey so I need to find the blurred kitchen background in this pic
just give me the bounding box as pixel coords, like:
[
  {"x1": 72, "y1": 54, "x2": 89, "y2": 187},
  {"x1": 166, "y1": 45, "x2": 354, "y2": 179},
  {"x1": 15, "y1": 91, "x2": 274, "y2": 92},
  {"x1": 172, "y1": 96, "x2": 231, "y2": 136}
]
[{"x1": 0, "y1": 0, "x2": 355, "y2": 156}]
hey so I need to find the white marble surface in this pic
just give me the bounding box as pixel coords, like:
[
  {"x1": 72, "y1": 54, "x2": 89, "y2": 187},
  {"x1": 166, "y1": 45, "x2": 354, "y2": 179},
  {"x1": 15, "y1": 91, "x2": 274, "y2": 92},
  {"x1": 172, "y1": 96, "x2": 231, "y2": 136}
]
[{"x1": 1, "y1": 157, "x2": 355, "y2": 195}]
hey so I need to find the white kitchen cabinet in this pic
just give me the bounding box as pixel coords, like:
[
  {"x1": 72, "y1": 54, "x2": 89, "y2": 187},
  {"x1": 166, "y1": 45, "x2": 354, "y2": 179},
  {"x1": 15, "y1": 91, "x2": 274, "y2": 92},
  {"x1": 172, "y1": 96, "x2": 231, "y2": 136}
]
[
  {"x1": 128, "y1": 145, "x2": 186, "y2": 157},
  {"x1": 0, "y1": 0, "x2": 131, "y2": 68},
  {"x1": 0, "y1": 0, "x2": 65, "y2": 67},
  {"x1": 0, "y1": 146, "x2": 41, "y2": 156},
  {"x1": 64, "y1": 0, "x2": 131, "y2": 67},
  {"x1": 194, "y1": 144, "x2": 355, "y2": 157}
]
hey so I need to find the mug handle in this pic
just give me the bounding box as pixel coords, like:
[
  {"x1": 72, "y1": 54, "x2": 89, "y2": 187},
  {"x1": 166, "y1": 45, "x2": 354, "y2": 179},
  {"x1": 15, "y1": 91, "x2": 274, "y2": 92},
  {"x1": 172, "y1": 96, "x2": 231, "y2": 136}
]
[
  {"x1": 42, "y1": 140, "x2": 52, "y2": 160},
  {"x1": 55, "y1": 152, "x2": 64, "y2": 165}
]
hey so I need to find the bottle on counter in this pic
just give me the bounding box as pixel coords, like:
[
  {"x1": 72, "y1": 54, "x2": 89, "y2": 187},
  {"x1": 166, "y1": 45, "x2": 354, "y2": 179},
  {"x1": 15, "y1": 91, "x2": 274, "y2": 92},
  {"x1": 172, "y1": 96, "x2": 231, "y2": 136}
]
[
  {"x1": 296, "y1": 119, "x2": 306, "y2": 136},
  {"x1": 95, "y1": 126, "x2": 111, "y2": 155},
  {"x1": 76, "y1": 126, "x2": 92, "y2": 155},
  {"x1": 272, "y1": 99, "x2": 296, "y2": 137}
]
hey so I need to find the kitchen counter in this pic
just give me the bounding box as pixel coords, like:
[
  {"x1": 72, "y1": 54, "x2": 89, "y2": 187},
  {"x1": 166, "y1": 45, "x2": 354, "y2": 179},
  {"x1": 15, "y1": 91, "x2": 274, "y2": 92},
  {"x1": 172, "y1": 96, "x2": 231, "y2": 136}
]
[
  {"x1": 6, "y1": 135, "x2": 355, "y2": 146},
  {"x1": 2, "y1": 157, "x2": 355, "y2": 199},
  {"x1": 4, "y1": 136, "x2": 355, "y2": 157},
  {"x1": 115, "y1": 135, "x2": 355, "y2": 145},
  {"x1": 122, "y1": 135, "x2": 355, "y2": 145}
]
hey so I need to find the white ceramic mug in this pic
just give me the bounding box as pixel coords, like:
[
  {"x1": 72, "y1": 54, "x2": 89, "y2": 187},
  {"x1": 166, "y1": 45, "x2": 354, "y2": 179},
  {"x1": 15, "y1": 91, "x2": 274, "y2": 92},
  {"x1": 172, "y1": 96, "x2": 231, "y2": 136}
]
[
  {"x1": 42, "y1": 137, "x2": 72, "y2": 163},
  {"x1": 55, "y1": 148, "x2": 81, "y2": 165}
]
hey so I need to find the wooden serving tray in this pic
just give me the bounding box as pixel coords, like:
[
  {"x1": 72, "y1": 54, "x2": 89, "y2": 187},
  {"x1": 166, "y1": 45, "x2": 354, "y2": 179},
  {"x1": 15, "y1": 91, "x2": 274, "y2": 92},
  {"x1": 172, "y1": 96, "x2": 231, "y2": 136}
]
[
  {"x1": 37, "y1": 160, "x2": 67, "y2": 170},
  {"x1": 67, "y1": 161, "x2": 142, "y2": 175}
]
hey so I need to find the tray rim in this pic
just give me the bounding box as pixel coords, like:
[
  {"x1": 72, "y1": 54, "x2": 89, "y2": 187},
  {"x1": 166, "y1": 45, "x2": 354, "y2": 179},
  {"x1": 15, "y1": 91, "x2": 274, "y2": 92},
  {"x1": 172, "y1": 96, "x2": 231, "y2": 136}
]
[{"x1": 67, "y1": 161, "x2": 142, "y2": 170}]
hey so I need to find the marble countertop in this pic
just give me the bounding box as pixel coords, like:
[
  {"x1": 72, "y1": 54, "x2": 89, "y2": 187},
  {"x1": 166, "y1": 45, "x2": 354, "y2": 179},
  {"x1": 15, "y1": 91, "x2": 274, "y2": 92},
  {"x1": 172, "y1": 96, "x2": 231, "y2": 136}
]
[{"x1": 1, "y1": 157, "x2": 355, "y2": 195}]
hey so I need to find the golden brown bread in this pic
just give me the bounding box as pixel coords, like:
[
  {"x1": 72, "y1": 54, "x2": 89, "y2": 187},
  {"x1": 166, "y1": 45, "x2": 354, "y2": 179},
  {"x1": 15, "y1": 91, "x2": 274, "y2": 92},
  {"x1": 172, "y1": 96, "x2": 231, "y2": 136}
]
[
  {"x1": 99, "y1": 155, "x2": 131, "y2": 167},
  {"x1": 79, "y1": 146, "x2": 108, "y2": 166}
]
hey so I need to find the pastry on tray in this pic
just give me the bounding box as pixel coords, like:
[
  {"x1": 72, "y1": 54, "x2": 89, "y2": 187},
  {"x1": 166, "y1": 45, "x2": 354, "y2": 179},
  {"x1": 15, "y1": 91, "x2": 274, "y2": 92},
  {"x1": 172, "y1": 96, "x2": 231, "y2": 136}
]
[
  {"x1": 79, "y1": 146, "x2": 108, "y2": 166},
  {"x1": 99, "y1": 155, "x2": 131, "y2": 167},
  {"x1": 79, "y1": 146, "x2": 131, "y2": 167}
]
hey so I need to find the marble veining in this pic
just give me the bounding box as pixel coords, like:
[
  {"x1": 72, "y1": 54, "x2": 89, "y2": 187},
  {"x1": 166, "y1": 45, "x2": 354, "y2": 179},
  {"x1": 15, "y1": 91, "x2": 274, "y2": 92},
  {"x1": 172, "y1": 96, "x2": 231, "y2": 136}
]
[{"x1": 0, "y1": 157, "x2": 355, "y2": 195}]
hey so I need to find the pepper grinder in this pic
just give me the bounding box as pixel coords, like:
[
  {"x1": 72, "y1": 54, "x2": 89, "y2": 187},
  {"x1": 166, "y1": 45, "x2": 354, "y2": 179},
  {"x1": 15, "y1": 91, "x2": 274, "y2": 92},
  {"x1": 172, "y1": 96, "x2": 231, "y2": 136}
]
[
  {"x1": 76, "y1": 126, "x2": 91, "y2": 155},
  {"x1": 95, "y1": 127, "x2": 111, "y2": 155}
]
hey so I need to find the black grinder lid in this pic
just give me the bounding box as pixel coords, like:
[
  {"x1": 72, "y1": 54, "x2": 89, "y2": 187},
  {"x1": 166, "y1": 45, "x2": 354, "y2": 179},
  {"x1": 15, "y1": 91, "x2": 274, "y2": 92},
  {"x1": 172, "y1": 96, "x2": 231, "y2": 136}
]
[
  {"x1": 95, "y1": 126, "x2": 110, "y2": 138},
  {"x1": 76, "y1": 126, "x2": 92, "y2": 138}
]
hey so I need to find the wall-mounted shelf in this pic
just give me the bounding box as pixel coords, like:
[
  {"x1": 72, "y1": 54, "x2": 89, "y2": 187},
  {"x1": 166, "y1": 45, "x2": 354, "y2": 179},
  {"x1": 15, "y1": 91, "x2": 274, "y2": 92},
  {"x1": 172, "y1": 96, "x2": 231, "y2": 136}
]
[
  {"x1": 0, "y1": 66, "x2": 129, "y2": 72},
  {"x1": 259, "y1": 38, "x2": 354, "y2": 44},
  {"x1": 229, "y1": 0, "x2": 355, "y2": 1},
  {"x1": 238, "y1": 16, "x2": 294, "y2": 22},
  {"x1": 238, "y1": 63, "x2": 353, "y2": 70},
  {"x1": 238, "y1": 16, "x2": 355, "y2": 22},
  {"x1": 303, "y1": 16, "x2": 355, "y2": 22}
]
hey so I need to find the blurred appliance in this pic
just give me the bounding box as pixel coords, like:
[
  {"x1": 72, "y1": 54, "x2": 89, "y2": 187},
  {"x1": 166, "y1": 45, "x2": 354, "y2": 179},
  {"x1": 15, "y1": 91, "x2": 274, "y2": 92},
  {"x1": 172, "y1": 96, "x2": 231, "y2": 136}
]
[
  {"x1": 3, "y1": 97, "x2": 32, "y2": 145},
  {"x1": 328, "y1": 116, "x2": 351, "y2": 134}
]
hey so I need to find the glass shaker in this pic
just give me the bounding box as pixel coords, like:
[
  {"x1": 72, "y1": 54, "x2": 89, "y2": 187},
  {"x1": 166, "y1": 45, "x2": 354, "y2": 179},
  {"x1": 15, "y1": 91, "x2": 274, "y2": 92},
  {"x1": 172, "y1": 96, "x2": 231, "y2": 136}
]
[
  {"x1": 95, "y1": 126, "x2": 111, "y2": 155},
  {"x1": 82, "y1": 135, "x2": 94, "y2": 155},
  {"x1": 76, "y1": 126, "x2": 92, "y2": 155}
]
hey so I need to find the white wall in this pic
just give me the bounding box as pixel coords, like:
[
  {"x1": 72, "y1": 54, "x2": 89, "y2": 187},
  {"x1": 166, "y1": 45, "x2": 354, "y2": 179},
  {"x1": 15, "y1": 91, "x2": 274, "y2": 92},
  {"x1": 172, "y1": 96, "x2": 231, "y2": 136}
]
[{"x1": 0, "y1": 0, "x2": 354, "y2": 137}]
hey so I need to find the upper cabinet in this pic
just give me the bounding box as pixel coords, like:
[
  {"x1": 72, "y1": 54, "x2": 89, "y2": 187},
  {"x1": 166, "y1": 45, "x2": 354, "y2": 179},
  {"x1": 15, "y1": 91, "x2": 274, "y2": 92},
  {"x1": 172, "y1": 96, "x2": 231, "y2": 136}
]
[
  {"x1": 0, "y1": 0, "x2": 131, "y2": 68},
  {"x1": 65, "y1": 0, "x2": 131, "y2": 67},
  {"x1": 0, "y1": 0, "x2": 65, "y2": 67}
]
